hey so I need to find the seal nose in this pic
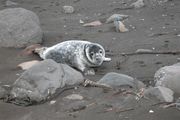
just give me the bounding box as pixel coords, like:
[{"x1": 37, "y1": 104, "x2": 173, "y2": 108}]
[
  {"x1": 95, "y1": 53, "x2": 102, "y2": 58},
  {"x1": 95, "y1": 53, "x2": 103, "y2": 62}
]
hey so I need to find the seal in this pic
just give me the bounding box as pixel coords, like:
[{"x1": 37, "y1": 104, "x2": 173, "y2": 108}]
[{"x1": 34, "y1": 40, "x2": 111, "y2": 75}]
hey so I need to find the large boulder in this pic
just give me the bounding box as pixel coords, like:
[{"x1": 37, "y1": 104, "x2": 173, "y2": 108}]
[
  {"x1": 0, "y1": 8, "x2": 42, "y2": 48},
  {"x1": 154, "y1": 63, "x2": 180, "y2": 95},
  {"x1": 1, "y1": 59, "x2": 84, "y2": 106}
]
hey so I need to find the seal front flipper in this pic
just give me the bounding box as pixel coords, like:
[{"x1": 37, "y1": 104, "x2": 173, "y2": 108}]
[
  {"x1": 74, "y1": 57, "x2": 95, "y2": 75},
  {"x1": 103, "y1": 57, "x2": 111, "y2": 62},
  {"x1": 84, "y1": 68, "x2": 95, "y2": 75}
]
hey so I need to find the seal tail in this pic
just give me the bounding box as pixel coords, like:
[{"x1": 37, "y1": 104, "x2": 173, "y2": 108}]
[
  {"x1": 19, "y1": 44, "x2": 42, "y2": 56},
  {"x1": 33, "y1": 47, "x2": 48, "y2": 59}
]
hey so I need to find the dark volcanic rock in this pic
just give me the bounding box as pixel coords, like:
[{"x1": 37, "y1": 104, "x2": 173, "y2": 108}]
[
  {"x1": 154, "y1": 63, "x2": 180, "y2": 95},
  {"x1": 0, "y1": 8, "x2": 42, "y2": 48},
  {"x1": 1, "y1": 59, "x2": 84, "y2": 106}
]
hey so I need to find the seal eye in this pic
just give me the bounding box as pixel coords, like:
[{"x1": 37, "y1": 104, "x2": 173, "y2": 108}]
[
  {"x1": 90, "y1": 52, "x2": 94, "y2": 56},
  {"x1": 99, "y1": 50, "x2": 103, "y2": 54}
]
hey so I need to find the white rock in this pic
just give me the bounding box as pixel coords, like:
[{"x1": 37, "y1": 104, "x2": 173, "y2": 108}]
[
  {"x1": 154, "y1": 63, "x2": 180, "y2": 94},
  {"x1": 17, "y1": 60, "x2": 40, "y2": 70},
  {"x1": 106, "y1": 14, "x2": 129, "y2": 23},
  {"x1": 130, "y1": 0, "x2": 145, "y2": 8},
  {"x1": 83, "y1": 20, "x2": 102, "y2": 27},
  {"x1": 79, "y1": 19, "x2": 84, "y2": 24},
  {"x1": 63, "y1": 6, "x2": 74, "y2": 14},
  {"x1": 64, "y1": 94, "x2": 83, "y2": 100},
  {"x1": 0, "y1": 8, "x2": 42, "y2": 48},
  {"x1": 149, "y1": 110, "x2": 154, "y2": 113},
  {"x1": 135, "y1": 49, "x2": 153, "y2": 53},
  {"x1": 50, "y1": 100, "x2": 56, "y2": 105}
]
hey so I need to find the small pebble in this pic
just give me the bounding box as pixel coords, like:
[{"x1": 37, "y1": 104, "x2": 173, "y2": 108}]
[
  {"x1": 79, "y1": 19, "x2": 84, "y2": 24},
  {"x1": 64, "y1": 94, "x2": 83, "y2": 100},
  {"x1": 63, "y1": 6, "x2": 74, "y2": 14},
  {"x1": 106, "y1": 14, "x2": 129, "y2": 23},
  {"x1": 140, "y1": 19, "x2": 145, "y2": 21},
  {"x1": 50, "y1": 100, "x2": 56, "y2": 105},
  {"x1": 130, "y1": 0, "x2": 145, "y2": 8},
  {"x1": 149, "y1": 110, "x2": 154, "y2": 113},
  {"x1": 135, "y1": 49, "x2": 153, "y2": 53}
]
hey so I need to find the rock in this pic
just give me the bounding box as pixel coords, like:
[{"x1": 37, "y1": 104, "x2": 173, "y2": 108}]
[
  {"x1": 5, "y1": 0, "x2": 18, "y2": 6},
  {"x1": 83, "y1": 20, "x2": 102, "y2": 27},
  {"x1": 144, "y1": 86, "x2": 174, "y2": 102},
  {"x1": 97, "y1": 72, "x2": 145, "y2": 89},
  {"x1": 130, "y1": 0, "x2": 145, "y2": 8},
  {"x1": 63, "y1": 6, "x2": 74, "y2": 14},
  {"x1": 149, "y1": 110, "x2": 154, "y2": 113},
  {"x1": 4, "y1": 59, "x2": 84, "y2": 106},
  {"x1": 64, "y1": 94, "x2": 83, "y2": 100},
  {"x1": 17, "y1": 60, "x2": 40, "y2": 70},
  {"x1": 135, "y1": 49, "x2": 153, "y2": 53},
  {"x1": 49, "y1": 100, "x2": 56, "y2": 105},
  {"x1": 114, "y1": 20, "x2": 128, "y2": 33},
  {"x1": 79, "y1": 19, "x2": 84, "y2": 24},
  {"x1": 106, "y1": 14, "x2": 129, "y2": 23},
  {"x1": 63, "y1": 65, "x2": 84, "y2": 86},
  {"x1": 154, "y1": 63, "x2": 180, "y2": 95},
  {"x1": 0, "y1": 8, "x2": 42, "y2": 48}
]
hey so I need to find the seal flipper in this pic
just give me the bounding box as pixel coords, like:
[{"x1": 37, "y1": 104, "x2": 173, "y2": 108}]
[
  {"x1": 103, "y1": 57, "x2": 111, "y2": 62},
  {"x1": 84, "y1": 68, "x2": 95, "y2": 75},
  {"x1": 74, "y1": 57, "x2": 95, "y2": 75}
]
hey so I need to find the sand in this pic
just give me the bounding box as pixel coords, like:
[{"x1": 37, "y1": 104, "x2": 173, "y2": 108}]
[{"x1": 0, "y1": 0, "x2": 180, "y2": 120}]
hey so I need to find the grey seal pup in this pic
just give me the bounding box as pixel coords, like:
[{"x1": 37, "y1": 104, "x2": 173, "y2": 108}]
[{"x1": 34, "y1": 40, "x2": 111, "y2": 75}]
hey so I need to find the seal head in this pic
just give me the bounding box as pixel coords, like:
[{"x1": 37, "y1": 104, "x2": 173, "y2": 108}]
[{"x1": 84, "y1": 43, "x2": 105, "y2": 66}]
